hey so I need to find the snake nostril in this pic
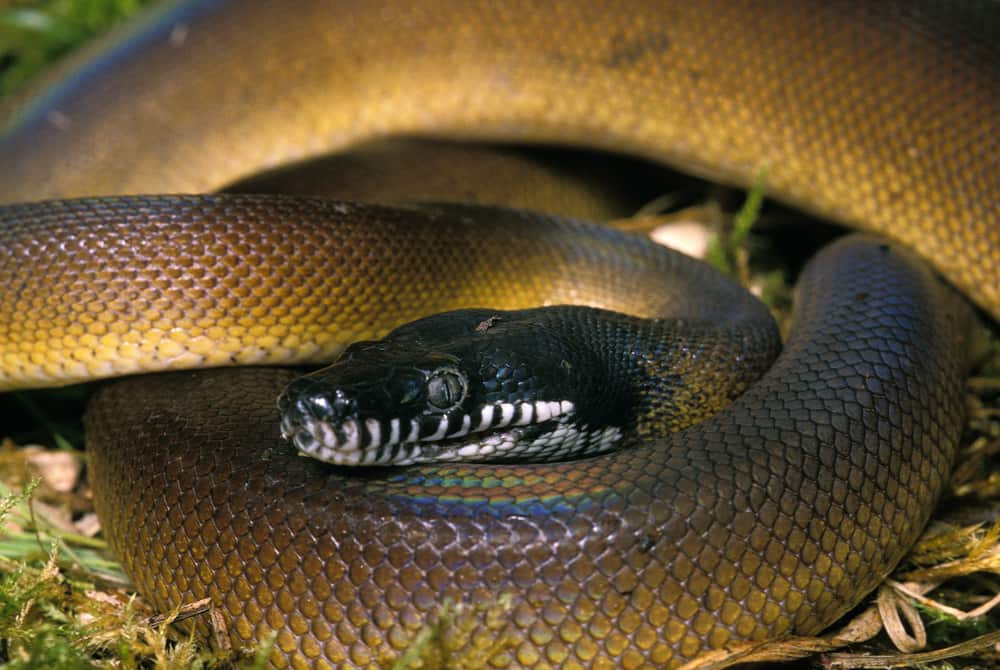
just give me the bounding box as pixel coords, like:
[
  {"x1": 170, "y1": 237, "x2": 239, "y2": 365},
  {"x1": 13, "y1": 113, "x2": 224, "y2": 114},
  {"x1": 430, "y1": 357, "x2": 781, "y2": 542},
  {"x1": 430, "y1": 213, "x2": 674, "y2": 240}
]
[
  {"x1": 279, "y1": 378, "x2": 345, "y2": 419},
  {"x1": 286, "y1": 385, "x2": 357, "y2": 425},
  {"x1": 302, "y1": 394, "x2": 334, "y2": 420}
]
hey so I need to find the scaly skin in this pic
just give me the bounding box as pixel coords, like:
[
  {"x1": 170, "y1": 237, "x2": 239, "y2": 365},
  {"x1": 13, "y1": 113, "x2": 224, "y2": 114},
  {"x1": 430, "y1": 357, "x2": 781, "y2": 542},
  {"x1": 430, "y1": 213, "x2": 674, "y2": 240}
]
[
  {"x1": 0, "y1": 1, "x2": 996, "y2": 668},
  {"x1": 1, "y1": 0, "x2": 996, "y2": 318},
  {"x1": 80, "y1": 234, "x2": 972, "y2": 668}
]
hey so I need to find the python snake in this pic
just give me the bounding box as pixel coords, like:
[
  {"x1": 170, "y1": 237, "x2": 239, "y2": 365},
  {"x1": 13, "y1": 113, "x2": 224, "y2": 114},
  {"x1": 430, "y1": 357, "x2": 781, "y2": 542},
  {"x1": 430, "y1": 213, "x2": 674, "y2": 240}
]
[{"x1": 0, "y1": 1, "x2": 997, "y2": 668}]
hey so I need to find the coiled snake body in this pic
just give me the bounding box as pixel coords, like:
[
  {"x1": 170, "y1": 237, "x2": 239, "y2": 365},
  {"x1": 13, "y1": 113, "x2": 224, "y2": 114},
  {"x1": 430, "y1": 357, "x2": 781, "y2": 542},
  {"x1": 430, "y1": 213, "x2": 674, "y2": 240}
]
[{"x1": 0, "y1": 1, "x2": 997, "y2": 668}]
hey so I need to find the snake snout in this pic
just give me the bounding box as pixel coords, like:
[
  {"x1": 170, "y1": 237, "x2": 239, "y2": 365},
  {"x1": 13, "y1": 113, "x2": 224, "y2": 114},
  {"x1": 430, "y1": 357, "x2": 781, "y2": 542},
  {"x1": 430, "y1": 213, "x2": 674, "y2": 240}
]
[
  {"x1": 278, "y1": 378, "x2": 356, "y2": 423},
  {"x1": 277, "y1": 377, "x2": 363, "y2": 462}
]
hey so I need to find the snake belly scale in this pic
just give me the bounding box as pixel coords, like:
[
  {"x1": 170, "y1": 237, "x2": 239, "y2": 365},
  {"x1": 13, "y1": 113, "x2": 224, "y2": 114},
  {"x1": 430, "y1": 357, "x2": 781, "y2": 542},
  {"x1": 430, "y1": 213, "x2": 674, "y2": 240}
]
[{"x1": 0, "y1": 1, "x2": 996, "y2": 669}]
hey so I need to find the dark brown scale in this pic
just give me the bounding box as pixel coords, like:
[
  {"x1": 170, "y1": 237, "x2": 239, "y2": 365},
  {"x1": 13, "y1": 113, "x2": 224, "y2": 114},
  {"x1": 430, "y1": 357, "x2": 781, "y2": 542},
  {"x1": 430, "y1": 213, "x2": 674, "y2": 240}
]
[{"x1": 86, "y1": 237, "x2": 974, "y2": 668}]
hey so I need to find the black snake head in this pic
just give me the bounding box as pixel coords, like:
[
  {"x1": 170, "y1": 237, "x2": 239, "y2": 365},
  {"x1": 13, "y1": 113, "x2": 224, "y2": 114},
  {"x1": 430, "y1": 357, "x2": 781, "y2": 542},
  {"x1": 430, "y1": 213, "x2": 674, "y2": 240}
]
[{"x1": 277, "y1": 307, "x2": 632, "y2": 466}]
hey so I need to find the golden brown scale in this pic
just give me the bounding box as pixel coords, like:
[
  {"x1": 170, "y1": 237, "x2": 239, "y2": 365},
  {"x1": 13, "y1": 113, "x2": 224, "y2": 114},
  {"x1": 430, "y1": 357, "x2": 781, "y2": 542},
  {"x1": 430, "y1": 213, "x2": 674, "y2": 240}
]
[
  {"x1": 0, "y1": 197, "x2": 773, "y2": 392},
  {"x1": 0, "y1": 1, "x2": 996, "y2": 669},
  {"x1": 1, "y1": 0, "x2": 997, "y2": 318}
]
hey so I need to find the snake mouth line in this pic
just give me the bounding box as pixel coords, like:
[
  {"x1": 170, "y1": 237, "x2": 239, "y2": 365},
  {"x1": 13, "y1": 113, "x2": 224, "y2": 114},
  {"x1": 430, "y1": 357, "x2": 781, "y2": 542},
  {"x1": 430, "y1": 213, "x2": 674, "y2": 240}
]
[{"x1": 281, "y1": 399, "x2": 576, "y2": 466}]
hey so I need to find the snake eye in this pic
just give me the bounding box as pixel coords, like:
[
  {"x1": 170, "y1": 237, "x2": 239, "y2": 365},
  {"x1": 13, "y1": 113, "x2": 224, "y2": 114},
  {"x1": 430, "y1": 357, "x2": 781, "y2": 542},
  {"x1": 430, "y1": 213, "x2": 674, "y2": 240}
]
[{"x1": 426, "y1": 367, "x2": 467, "y2": 412}]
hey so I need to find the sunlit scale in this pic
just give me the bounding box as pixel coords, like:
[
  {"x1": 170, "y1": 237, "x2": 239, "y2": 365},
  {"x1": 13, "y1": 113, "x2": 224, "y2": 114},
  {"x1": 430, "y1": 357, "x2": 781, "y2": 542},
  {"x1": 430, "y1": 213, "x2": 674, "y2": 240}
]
[{"x1": 281, "y1": 399, "x2": 587, "y2": 466}]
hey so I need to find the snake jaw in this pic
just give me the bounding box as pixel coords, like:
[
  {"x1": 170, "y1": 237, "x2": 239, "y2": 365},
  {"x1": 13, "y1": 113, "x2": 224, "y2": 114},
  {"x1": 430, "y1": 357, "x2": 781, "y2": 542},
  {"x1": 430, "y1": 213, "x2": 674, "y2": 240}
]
[{"x1": 279, "y1": 395, "x2": 579, "y2": 466}]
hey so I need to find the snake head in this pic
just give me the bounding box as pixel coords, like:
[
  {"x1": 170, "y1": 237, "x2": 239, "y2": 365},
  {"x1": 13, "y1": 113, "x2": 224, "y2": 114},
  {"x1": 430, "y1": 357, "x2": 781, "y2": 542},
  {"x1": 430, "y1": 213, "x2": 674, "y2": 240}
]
[{"x1": 277, "y1": 308, "x2": 629, "y2": 466}]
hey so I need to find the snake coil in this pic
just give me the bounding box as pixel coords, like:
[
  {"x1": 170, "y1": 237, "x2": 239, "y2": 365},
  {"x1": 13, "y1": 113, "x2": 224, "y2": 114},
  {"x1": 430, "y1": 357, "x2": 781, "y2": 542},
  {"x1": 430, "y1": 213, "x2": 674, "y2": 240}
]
[{"x1": 0, "y1": 1, "x2": 996, "y2": 668}]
